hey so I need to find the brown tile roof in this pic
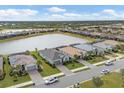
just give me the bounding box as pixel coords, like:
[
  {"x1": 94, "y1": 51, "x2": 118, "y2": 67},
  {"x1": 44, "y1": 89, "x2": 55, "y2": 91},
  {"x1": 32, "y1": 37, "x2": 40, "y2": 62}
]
[{"x1": 59, "y1": 46, "x2": 82, "y2": 57}]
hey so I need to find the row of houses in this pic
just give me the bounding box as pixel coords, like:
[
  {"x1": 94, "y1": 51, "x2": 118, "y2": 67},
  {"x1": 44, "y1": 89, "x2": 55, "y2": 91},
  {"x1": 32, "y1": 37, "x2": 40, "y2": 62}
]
[
  {"x1": 0, "y1": 40, "x2": 119, "y2": 74},
  {"x1": 38, "y1": 40, "x2": 119, "y2": 66},
  {"x1": 0, "y1": 28, "x2": 55, "y2": 39},
  {"x1": 62, "y1": 29, "x2": 124, "y2": 42}
]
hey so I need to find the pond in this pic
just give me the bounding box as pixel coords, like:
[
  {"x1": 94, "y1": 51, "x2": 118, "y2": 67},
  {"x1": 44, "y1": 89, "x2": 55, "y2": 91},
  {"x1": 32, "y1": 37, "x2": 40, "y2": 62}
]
[{"x1": 0, "y1": 34, "x2": 87, "y2": 55}]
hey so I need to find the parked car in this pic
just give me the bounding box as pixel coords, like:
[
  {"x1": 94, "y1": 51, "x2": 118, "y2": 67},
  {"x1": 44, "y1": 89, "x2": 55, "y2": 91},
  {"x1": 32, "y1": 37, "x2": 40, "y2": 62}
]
[
  {"x1": 105, "y1": 61, "x2": 114, "y2": 66},
  {"x1": 101, "y1": 69, "x2": 110, "y2": 74},
  {"x1": 45, "y1": 77, "x2": 59, "y2": 85}
]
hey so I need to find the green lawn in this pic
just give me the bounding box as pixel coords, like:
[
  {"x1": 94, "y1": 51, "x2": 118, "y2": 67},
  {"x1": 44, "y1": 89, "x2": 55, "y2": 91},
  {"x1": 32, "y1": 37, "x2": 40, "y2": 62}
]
[
  {"x1": 30, "y1": 51, "x2": 60, "y2": 77},
  {"x1": 80, "y1": 72, "x2": 123, "y2": 88},
  {"x1": 0, "y1": 56, "x2": 31, "y2": 88},
  {"x1": 64, "y1": 61, "x2": 85, "y2": 70},
  {"x1": 88, "y1": 56, "x2": 109, "y2": 64}
]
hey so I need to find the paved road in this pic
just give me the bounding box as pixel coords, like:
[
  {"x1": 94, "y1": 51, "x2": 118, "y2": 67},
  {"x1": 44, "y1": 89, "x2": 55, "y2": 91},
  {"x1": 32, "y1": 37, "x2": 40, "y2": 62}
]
[
  {"x1": 28, "y1": 70, "x2": 44, "y2": 85},
  {"x1": 30, "y1": 58, "x2": 124, "y2": 88},
  {"x1": 78, "y1": 59, "x2": 96, "y2": 69},
  {"x1": 56, "y1": 65, "x2": 73, "y2": 76}
]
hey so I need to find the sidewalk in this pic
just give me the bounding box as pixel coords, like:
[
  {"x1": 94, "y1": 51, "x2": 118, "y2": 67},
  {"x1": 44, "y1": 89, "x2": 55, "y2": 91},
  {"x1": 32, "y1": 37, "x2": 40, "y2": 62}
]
[
  {"x1": 8, "y1": 81, "x2": 33, "y2": 88},
  {"x1": 71, "y1": 66, "x2": 89, "y2": 73}
]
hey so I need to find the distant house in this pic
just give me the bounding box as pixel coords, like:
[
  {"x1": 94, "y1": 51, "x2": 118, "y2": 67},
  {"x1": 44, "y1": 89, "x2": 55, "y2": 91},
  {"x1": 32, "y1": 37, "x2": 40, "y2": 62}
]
[
  {"x1": 0, "y1": 56, "x2": 3, "y2": 79},
  {"x1": 59, "y1": 46, "x2": 83, "y2": 58},
  {"x1": 9, "y1": 54, "x2": 38, "y2": 71},
  {"x1": 93, "y1": 42, "x2": 114, "y2": 52},
  {"x1": 39, "y1": 48, "x2": 71, "y2": 66},
  {"x1": 101, "y1": 40, "x2": 119, "y2": 47},
  {"x1": 73, "y1": 43, "x2": 104, "y2": 56}
]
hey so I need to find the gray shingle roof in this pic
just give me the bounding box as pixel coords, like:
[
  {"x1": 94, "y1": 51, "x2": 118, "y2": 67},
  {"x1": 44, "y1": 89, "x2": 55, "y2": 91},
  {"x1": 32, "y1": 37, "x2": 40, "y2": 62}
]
[
  {"x1": 73, "y1": 44, "x2": 96, "y2": 52},
  {"x1": 39, "y1": 49, "x2": 65, "y2": 61},
  {"x1": 9, "y1": 54, "x2": 36, "y2": 67},
  {"x1": 93, "y1": 42, "x2": 113, "y2": 50}
]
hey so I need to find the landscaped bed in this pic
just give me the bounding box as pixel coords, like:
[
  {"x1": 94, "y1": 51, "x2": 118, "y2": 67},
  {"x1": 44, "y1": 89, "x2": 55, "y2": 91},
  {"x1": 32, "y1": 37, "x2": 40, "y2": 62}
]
[
  {"x1": 79, "y1": 72, "x2": 122, "y2": 88},
  {"x1": 0, "y1": 56, "x2": 31, "y2": 88},
  {"x1": 64, "y1": 61, "x2": 85, "y2": 70},
  {"x1": 30, "y1": 51, "x2": 61, "y2": 77},
  {"x1": 88, "y1": 56, "x2": 109, "y2": 64}
]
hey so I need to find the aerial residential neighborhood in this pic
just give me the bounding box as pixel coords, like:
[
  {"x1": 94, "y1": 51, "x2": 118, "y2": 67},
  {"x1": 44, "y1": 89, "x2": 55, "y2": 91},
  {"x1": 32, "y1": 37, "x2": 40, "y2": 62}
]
[{"x1": 0, "y1": 5, "x2": 124, "y2": 88}]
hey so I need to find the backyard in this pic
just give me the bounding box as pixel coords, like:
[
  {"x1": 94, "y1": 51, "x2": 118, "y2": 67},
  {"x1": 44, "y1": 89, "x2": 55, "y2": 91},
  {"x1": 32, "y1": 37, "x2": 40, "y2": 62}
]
[
  {"x1": 80, "y1": 72, "x2": 123, "y2": 88},
  {"x1": 30, "y1": 51, "x2": 61, "y2": 77},
  {"x1": 0, "y1": 56, "x2": 31, "y2": 88}
]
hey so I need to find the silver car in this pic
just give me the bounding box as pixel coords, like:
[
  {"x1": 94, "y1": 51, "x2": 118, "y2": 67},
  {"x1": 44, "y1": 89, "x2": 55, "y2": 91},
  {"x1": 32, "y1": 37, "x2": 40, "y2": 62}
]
[
  {"x1": 101, "y1": 69, "x2": 110, "y2": 74},
  {"x1": 45, "y1": 77, "x2": 59, "y2": 85}
]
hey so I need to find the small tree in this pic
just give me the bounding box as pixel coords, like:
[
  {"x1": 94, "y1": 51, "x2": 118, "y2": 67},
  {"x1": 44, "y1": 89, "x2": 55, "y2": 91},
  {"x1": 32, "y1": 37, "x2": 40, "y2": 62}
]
[{"x1": 92, "y1": 76, "x2": 103, "y2": 88}]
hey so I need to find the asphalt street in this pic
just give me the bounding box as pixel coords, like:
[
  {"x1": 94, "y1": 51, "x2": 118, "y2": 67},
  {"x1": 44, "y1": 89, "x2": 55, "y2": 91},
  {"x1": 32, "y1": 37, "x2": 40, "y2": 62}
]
[{"x1": 30, "y1": 58, "x2": 124, "y2": 88}]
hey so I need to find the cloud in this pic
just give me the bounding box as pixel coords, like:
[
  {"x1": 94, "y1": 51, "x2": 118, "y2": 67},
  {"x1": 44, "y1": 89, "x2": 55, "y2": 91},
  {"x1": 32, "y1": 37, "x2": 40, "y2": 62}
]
[
  {"x1": 102, "y1": 9, "x2": 118, "y2": 16},
  {"x1": 48, "y1": 7, "x2": 66, "y2": 12},
  {"x1": 0, "y1": 9, "x2": 38, "y2": 17},
  {"x1": 64, "y1": 13, "x2": 81, "y2": 17},
  {"x1": 51, "y1": 14, "x2": 64, "y2": 18}
]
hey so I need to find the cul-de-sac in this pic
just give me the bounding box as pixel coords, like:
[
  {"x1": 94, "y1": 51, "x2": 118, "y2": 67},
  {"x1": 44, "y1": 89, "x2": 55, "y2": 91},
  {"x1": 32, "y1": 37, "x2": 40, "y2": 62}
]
[{"x1": 0, "y1": 5, "x2": 124, "y2": 88}]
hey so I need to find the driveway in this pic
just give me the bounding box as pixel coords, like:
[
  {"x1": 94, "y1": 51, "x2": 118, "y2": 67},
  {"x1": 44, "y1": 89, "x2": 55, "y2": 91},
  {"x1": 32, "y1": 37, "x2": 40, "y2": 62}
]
[
  {"x1": 56, "y1": 65, "x2": 73, "y2": 76},
  {"x1": 28, "y1": 70, "x2": 44, "y2": 85},
  {"x1": 78, "y1": 59, "x2": 97, "y2": 69}
]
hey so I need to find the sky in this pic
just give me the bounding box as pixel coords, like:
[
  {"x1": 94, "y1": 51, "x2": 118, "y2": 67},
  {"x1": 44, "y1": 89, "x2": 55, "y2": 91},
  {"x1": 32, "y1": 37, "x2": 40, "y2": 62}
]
[{"x1": 0, "y1": 5, "x2": 124, "y2": 21}]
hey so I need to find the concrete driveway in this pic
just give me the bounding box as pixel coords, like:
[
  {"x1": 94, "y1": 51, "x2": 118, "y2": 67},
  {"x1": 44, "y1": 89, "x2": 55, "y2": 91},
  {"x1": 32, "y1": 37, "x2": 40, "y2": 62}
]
[
  {"x1": 56, "y1": 65, "x2": 73, "y2": 76},
  {"x1": 28, "y1": 70, "x2": 44, "y2": 85},
  {"x1": 78, "y1": 59, "x2": 97, "y2": 69}
]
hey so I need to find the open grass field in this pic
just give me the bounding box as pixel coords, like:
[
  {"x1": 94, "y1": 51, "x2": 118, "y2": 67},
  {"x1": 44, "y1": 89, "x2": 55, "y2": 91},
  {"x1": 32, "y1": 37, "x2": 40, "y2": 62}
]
[
  {"x1": 0, "y1": 56, "x2": 31, "y2": 88},
  {"x1": 30, "y1": 51, "x2": 60, "y2": 77},
  {"x1": 80, "y1": 72, "x2": 123, "y2": 88}
]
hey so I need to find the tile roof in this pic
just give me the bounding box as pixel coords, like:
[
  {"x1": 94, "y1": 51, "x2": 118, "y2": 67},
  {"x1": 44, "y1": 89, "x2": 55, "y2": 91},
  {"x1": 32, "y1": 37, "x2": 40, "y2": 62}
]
[{"x1": 59, "y1": 46, "x2": 82, "y2": 57}]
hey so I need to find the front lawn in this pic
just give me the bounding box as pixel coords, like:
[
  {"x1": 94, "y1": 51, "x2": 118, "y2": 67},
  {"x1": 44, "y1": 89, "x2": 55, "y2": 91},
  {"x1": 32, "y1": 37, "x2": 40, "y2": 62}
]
[
  {"x1": 80, "y1": 72, "x2": 122, "y2": 88},
  {"x1": 64, "y1": 61, "x2": 85, "y2": 70},
  {"x1": 88, "y1": 56, "x2": 109, "y2": 64},
  {"x1": 0, "y1": 56, "x2": 31, "y2": 88},
  {"x1": 30, "y1": 51, "x2": 60, "y2": 77}
]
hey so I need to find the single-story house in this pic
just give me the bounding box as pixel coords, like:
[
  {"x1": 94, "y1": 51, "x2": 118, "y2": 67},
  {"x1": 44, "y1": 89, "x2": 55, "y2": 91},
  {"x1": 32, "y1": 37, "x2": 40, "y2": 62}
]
[
  {"x1": 0, "y1": 56, "x2": 3, "y2": 78},
  {"x1": 93, "y1": 42, "x2": 114, "y2": 52},
  {"x1": 73, "y1": 43, "x2": 104, "y2": 56},
  {"x1": 9, "y1": 54, "x2": 38, "y2": 71},
  {"x1": 39, "y1": 48, "x2": 71, "y2": 66},
  {"x1": 59, "y1": 46, "x2": 83, "y2": 58}
]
